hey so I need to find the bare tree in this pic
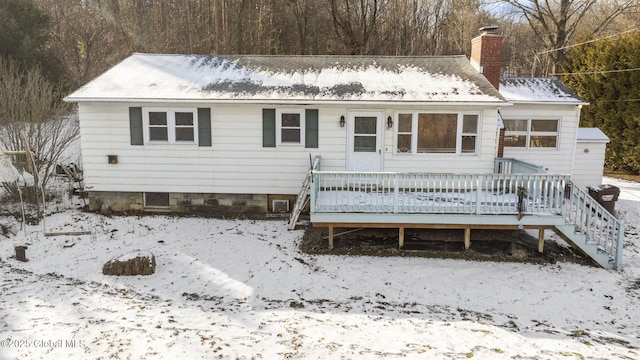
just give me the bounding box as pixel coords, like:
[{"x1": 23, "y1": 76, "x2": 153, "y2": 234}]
[
  {"x1": 36, "y1": 0, "x2": 134, "y2": 89},
  {"x1": 497, "y1": 0, "x2": 638, "y2": 75},
  {"x1": 327, "y1": 0, "x2": 390, "y2": 54},
  {"x1": 500, "y1": 21, "x2": 550, "y2": 77},
  {"x1": 0, "y1": 57, "x2": 79, "y2": 191},
  {"x1": 440, "y1": 0, "x2": 495, "y2": 55},
  {"x1": 386, "y1": 0, "x2": 447, "y2": 55}
]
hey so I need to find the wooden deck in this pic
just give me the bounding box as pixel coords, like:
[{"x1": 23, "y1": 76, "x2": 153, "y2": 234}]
[
  {"x1": 310, "y1": 171, "x2": 567, "y2": 250},
  {"x1": 305, "y1": 162, "x2": 624, "y2": 270}
]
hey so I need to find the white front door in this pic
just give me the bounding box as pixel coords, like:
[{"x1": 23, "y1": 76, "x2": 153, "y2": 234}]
[{"x1": 347, "y1": 110, "x2": 383, "y2": 172}]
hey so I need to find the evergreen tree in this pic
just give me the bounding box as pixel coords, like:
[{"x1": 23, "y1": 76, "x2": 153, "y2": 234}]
[
  {"x1": 0, "y1": 0, "x2": 65, "y2": 85},
  {"x1": 563, "y1": 32, "x2": 640, "y2": 173}
]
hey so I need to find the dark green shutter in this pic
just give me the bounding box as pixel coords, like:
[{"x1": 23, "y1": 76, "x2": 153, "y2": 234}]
[
  {"x1": 262, "y1": 108, "x2": 276, "y2": 147},
  {"x1": 305, "y1": 109, "x2": 319, "y2": 148},
  {"x1": 198, "y1": 108, "x2": 211, "y2": 147},
  {"x1": 129, "y1": 107, "x2": 143, "y2": 145}
]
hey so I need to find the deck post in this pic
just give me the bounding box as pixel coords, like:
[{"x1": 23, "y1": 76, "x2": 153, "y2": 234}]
[
  {"x1": 393, "y1": 174, "x2": 399, "y2": 214},
  {"x1": 399, "y1": 227, "x2": 405, "y2": 249},
  {"x1": 538, "y1": 228, "x2": 545, "y2": 253},
  {"x1": 328, "y1": 226, "x2": 334, "y2": 250},
  {"x1": 615, "y1": 223, "x2": 624, "y2": 270},
  {"x1": 475, "y1": 175, "x2": 483, "y2": 214},
  {"x1": 464, "y1": 228, "x2": 471, "y2": 249}
]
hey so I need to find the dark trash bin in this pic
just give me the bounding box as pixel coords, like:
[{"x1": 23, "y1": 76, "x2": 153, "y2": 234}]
[
  {"x1": 587, "y1": 184, "x2": 620, "y2": 214},
  {"x1": 15, "y1": 246, "x2": 28, "y2": 262}
]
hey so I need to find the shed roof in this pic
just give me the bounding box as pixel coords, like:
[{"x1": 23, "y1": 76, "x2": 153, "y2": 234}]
[
  {"x1": 65, "y1": 54, "x2": 506, "y2": 104},
  {"x1": 577, "y1": 128, "x2": 610, "y2": 142},
  {"x1": 499, "y1": 77, "x2": 587, "y2": 105}
]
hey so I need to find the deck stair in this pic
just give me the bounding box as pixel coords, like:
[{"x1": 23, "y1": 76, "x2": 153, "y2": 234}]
[
  {"x1": 552, "y1": 181, "x2": 624, "y2": 270},
  {"x1": 288, "y1": 156, "x2": 321, "y2": 230}
]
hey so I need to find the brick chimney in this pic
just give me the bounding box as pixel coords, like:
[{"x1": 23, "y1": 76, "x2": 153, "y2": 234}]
[{"x1": 470, "y1": 26, "x2": 504, "y2": 90}]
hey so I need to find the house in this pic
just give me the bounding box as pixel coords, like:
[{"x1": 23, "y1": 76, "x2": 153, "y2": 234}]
[
  {"x1": 498, "y1": 78, "x2": 608, "y2": 188},
  {"x1": 65, "y1": 28, "x2": 622, "y2": 270}
]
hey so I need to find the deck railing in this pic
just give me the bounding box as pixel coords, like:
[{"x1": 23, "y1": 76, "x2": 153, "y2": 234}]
[
  {"x1": 563, "y1": 181, "x2": 624, "y2": 268},
  {"x1": 311, "y1": 172, "x2": 568, "y2": 216},
  {"x1": 494, "y1": 158, "x2": 546, "y2": 174},
  {"x1": 308, "y1": 169, "x2": 624, "y2": 269}
]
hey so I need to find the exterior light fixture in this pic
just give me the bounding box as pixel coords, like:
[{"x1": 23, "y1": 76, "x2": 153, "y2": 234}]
[
  {"x1": 340, "y1": 115, "x2": 345, "y2": 127},
  {"x1": 387, "y1": 116, "x2": 393, "y2": 129}
]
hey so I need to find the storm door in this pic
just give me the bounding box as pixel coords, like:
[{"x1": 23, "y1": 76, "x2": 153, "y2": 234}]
[{"x1": 347, "y1": 111, "x2": 383, "y2": 172}]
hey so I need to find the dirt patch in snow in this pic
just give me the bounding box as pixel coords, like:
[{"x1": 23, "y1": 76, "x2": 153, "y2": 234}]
[{"x1": 301, "y1": 226, "x2": 597, "y2": 267}]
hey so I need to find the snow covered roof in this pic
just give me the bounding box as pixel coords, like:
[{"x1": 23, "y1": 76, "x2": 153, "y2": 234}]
[
  {"x1": 499, "y1": 77, "x2": 587, "y2": 105},
  {"x1": 577, "y1": 128, "x2": 609, "y2": 142},
  {"x1": 65, "y1": 53, "x2": 506, "y2": 105}
]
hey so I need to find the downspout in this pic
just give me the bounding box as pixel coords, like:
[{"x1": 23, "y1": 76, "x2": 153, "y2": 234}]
[
  {"x1": 569, "y1": 104, "x2": 582, "y2": 183},
  {"x1": 497, "y1": 110, "x2": 505, "y2": 158}
]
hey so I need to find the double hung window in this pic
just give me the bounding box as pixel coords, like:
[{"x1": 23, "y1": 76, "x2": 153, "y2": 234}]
[
  {"x1": 144, "y1": 108, "x2": 197, "y2": 144},
  {"x1": 278, "y1": 110, "x2": 304, "y2": 145}
]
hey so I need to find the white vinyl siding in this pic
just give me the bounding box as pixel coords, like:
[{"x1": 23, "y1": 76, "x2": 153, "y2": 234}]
[
  {"x1": 77, "y1": 104, "x2": 500, "y2": 195},
  {"x1": 79, "y1": 104, "x2": 347, "y2": 195},
  {"x1": 572, "y1": 140, "x2": 607, "y2": 189},
  {"x1": 501, "y1": 104, "x2": 579, "y2": 175}
]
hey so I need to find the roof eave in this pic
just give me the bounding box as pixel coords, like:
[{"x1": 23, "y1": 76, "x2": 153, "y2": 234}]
[
  {"x1": 505, "y1": 100, "x2": 589, "y2": 106},
  {"x1": 577, "y1": 138, "x2": 609, "y2": 143},
  {"x1": 64, "y1": 97, "x2": 510, "y2": 107}
]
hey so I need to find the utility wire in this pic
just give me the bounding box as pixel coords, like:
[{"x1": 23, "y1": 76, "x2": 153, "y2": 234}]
[
  {"x1": 590, "y1": 98, "x2": 640, "y2": 103},
  {"x1": 537, "y1": 28, "x2": 640, "y2": 55},
  {"x1": 554, "y1": 67, "x2": 640, "y2": 76},
  {"x1": 547, "y1": 29, "x2": 640, "y2": 76}
]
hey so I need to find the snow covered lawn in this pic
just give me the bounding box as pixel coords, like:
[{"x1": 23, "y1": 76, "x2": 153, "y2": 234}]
[{"x1": 1, "y1": 177, "x2": 640, "y2": 359}]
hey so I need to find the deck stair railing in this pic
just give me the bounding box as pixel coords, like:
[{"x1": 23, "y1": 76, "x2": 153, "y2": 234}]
[
  {"x1": 495, "y1": 157, "x2": 546, "y2": 174},
  {"x1": 558, "y1": 181, "x2": 624, "y2": 270},
  {"x1": 288, "y1": 155, "x2": 321, "y2": 230}
]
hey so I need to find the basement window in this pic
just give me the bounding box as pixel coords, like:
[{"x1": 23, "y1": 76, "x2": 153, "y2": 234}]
[{"x1": 144, "y1": 192, "x2": 170, "y2": 207}]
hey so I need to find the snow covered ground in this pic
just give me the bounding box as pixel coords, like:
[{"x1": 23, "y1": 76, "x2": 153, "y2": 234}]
[{"x1": 1, "y1": 177, "x2": 639, "y2": 359}]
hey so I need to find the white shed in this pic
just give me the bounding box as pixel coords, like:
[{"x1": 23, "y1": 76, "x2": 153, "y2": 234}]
[{"x1": 572, "y1": 128, "x2": 609, "y2": 189}]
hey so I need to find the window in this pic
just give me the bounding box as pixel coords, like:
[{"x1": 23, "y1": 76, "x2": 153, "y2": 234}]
[
  {"x1": 145, "y1": 192, "x2": 170, "y2": 207},
  {"x1": 175, "y1": 112, "x2": 195, "y2": 142},
  {"x1": 504, "y1": 119, "x2": 558, "y2": 148},
  {"x1": 148, "y1": 112, "x2": 168, "y2": 141},
  {"x1": 354, "y1": 116, "x2": 377, "y2": 152},
  {"x1": 462, "y1": 114, "x2": 478, "y2": 153},
  {"x1": 143, "y1": 108, "x2": 198, "y2": 144},
  {"x1": 277, "y1": 110, "x2": 305, "y2": 145},
  {"x1": 397, "y1": 114, "x2": 412, "y2": 153},
  {"x1": 417, "y1": 113, "x2": 457, "y2": 153},
  {"x1": 395, "y1": 112, "x2": 479, "y2": 155}
]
